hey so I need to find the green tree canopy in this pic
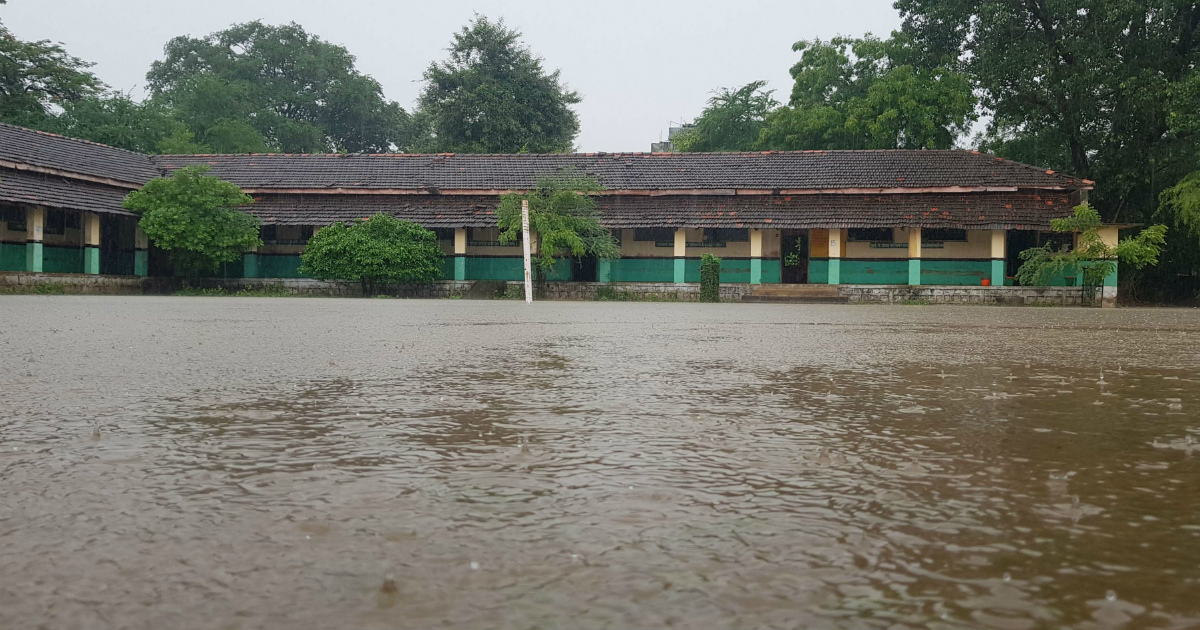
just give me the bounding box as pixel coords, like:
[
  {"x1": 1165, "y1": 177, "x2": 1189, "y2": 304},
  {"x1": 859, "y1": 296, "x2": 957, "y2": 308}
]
[
  {"x1": 497, "y1": 172, "x2": 619, "y2": 275},
  {"x1": 758, "y1": 34, "x2": 976, "y2": 150},
  {"x1": 299, "y1": 214, "x2": 444, "y2": 295},
  {"x1": 1016, "y1": 204, "x2": 1167, "y2": 289},
  {"x1": 0, "y1": 17, "x2": 103, "y2": 128},
  {"x1": 146, "y1": 21, "x2": 410, "y2": 153},
  {"x1": 672, "y1": 81, "x2": 778, "y2": 152},
  {"x1": 123, "y1": 165, "x2": 260, "y2": 276},
  {"x1": 418, "y1": 16, "x2": 581, "y2": 153},
  {"x1": 38, "y1": 91, "x2": 196, "y2": 153}
]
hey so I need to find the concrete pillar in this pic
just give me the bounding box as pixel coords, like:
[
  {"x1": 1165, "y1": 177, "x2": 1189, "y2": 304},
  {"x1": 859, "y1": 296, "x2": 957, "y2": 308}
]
[
  {"x1": 908, "y1": 227, "x2": 922, "y2": 286},
  {"x1": 24, "y1": 207, "x2": 44, "y2": 273},
  {"x1": 453, "y1": 227, "x2": 467, "y2": 281},
  {"x1": 83, "y1": 212, "x2": 100, "y2": 274},
  {"x1": 827, "y1": 229, "x2": 841, "y2": 285},
  {"x1": 749, "y1": 228, "x2": 763, "y2": 284},
  {"x1": 134, "y1": 226, "x2": 149, "y2": 277},
  {"x1": 673, "y1": 228, "x2": 686, "y2": 284},
  {"x1": 990, "y1": 230, "x2": 1006, "y2": 287},
  {"x1": 1097, "y1": 225, "x2": 1119, "y2": 307}
]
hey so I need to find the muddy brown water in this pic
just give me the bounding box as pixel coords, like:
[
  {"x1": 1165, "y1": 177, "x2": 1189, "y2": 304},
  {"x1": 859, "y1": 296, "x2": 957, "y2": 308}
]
[{"x1": 1, "y1": 297, "x2": 1199, "y2": 629}]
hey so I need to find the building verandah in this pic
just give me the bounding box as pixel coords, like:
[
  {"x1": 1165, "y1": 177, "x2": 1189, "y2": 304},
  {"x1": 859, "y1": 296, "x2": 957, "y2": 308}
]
[{"x1": 0, "y1": 203, "x2": 146, "y2": 276}]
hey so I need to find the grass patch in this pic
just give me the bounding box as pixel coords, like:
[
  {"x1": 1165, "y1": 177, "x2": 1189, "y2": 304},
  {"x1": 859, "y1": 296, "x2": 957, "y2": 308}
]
[
  {"x1": 901, "y1": 298, "x2": 932, "y2": 306},
  {"x1": 0, "y1": 282, "x2": 66, "y2": 295},
  {"x1": 595, "y1": 287, "x2": 683, "y2": 302},
  {"x1": 175, "y1": 285, "x2": 298, "y2": 297}
]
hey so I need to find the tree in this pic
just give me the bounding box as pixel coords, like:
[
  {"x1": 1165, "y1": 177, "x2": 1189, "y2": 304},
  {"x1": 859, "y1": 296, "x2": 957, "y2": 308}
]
[
  {"x1": 146, "y1": 21, "x2": 411, "y2": 153},
  {"x1": 672, "y1": 81, "x2": 777, "y2": 152},
  {"x1": 758, "y1": 34, "x2": 976, "y2": 150},
  {"x1": 0, "y1": 18, "x2": 103, "y2": 128},
  {"x1": 896, "y1": 0, "x2": 1200, "y2": 224},
  {"x1": 496, "y1": 173, "x2": 619, "y2": 280},
  {"x1": 418, "y1": 16, "x2": 581, "y2": 153},
  {"x1": 299, "y1": 214, "x2": 444, "y2": 295},
  {"x1": 1016, "y1": 204, "x2": 1167, "y2": 294},
  {"x1": 122, "y1": 166, "x2": 260, "y2": 277},
  {"x1": 39, "y1": 92, "x2": 194, "y2": 154},
  {"x1": 699, "y1": 254, "x2": 721, "y2": 302}
]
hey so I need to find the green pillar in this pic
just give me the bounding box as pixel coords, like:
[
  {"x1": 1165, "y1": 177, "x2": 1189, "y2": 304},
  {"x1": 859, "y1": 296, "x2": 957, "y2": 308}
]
[
  {"x1": 991, "y1": 259, "x2": 1005, "y2": 287},
  {"x1": 597, "y1": 259, "x2": 611, "y2": 283},
  {"x1": 453, "y1": 255, "x2": 466, "y2": 281},
  {"x1": 243, "y1": 252, "x2": 259, "y2": 278},
  {"x1": 84, "y1": 246, "x2": 100, "y2": 274},
  {"x1": 25, "y1": 241, "x2": 43, "y2": 273},
  {"x1": 827, "y1": 258, "x2": 841, "y2": 285},
  {"x1": 134, "y1": 249, "x2": 148, "y2": 276},
  {"x1": 673, "y1": 257, "x2": 686, "y2": 284},
  {"x1": 908, "y1": 258, "x2": 921, "y2": 285},
  {"x1": 750, "y1": 258, "x2": 762, "y2": 284}
]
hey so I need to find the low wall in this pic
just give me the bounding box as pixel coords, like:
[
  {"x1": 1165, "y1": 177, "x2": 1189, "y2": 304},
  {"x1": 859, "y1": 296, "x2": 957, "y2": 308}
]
[
  {"x1": 514, "y1": 281, "x2": 753, "y2": 302},
  {"x1": 0, "y1": 271, "x2": 160, "y2": 294},
  {"x1": 839, "y1": 284, "x2": 1116, "y2": 307}
]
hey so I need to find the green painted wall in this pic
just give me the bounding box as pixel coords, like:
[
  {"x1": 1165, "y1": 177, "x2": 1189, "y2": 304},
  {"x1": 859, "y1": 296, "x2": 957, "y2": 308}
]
[
  {"x1": 43, "y1": 245, "x2": 82, "y2": 273},
  {"x1": 0, "y1": 242, "x2": 24, "y2": 271},
  {"x1": 809, "y1": 258, "x2": 829, "y2": 284},
  {"x1": 440, "y1": 256, "x2": 456, "y2": 280},
  {"x1": 258, "y1": 254, "x2": 304, "y2": 279},
  {"x1": 683, "y1": 257, "x2": 752, "y2": 283},
  {"x1": 921, "y1": 260, "x2": 991, "y2": 285},
  {"x1": 466, "y1": 256, "x2": 522, "y2": 281},
  {"x1": 608, "y1": 258, "x2": 674, "y2": 282},
  {"x1": 841, "y1": 260, "x2": 908, "y2": 284},
  {"x1": 761, "y1": 259, "x2": 781, "y2": 284}
]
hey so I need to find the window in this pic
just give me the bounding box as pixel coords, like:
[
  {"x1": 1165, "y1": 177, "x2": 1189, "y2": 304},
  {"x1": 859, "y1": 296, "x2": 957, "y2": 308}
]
[
  {"x1": 847, "y1": 228, "x2": 893, "y2": 242},
  {"x1": 44, "y1": 209, "x2": 66, "y2": 235},
  {"x1": 634, "y1": 228, "x2": 675, "y2": 246},
  {"x1": 433, "y1": 228, "x2": 455, "y2": 242},
  {"x1": 469, "y1": 227, "x2": 518, "y2": 246},
  {"x1": 1038, "y1": 232, "x2": 1073, "y2": 252},
  {"x1": 705, "y1": 228, "x2": 748, "y2": 244},
  {"x1": 261, "y1": 225, "x2": 277, "y2": 242},
  {"x1": 66, "y1": 212, "x2": 80, "y2": 230},
  {"x1": 300, "y1": 225, "x2": 314, "y2": 241},
  {"x1": 2, "y1": 206, "x2": 25, "y2": 232},
  {"x1": 923, "y1": 228, "x2": 968, "y2": 242}
]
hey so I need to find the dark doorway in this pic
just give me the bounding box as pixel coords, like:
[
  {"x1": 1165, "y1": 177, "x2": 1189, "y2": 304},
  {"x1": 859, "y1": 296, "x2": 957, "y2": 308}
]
[
  {"x1": 572, "y1": 255, "x2": 598, "y2": 282},
  {"x1": 1006, "y1": 230, "x2": 1038, "y2": 280},
  {"x1": 780, "y1": 229, "x2": 809, "y2": 284},
  {"x1": 100, "y1": 214, "x2": 135, "y2": 275}
]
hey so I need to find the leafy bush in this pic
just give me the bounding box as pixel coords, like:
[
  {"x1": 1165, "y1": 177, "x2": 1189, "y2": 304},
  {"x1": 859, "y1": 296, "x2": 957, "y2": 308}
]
[
  {"x1": 700, "y1": 254, "x2": 721, "y2": 302},
  {"x1": 122, "y1": 165, "x2": 261, "y2": 277},
  {"x1": 299, "y1": 214, "x2": 443, "y2": 295}
]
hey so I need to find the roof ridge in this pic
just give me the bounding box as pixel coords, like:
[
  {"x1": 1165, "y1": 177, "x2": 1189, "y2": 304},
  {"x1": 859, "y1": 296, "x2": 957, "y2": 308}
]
[{"x1": 0, "y1": 121, "x2": 158, "y2": 160}]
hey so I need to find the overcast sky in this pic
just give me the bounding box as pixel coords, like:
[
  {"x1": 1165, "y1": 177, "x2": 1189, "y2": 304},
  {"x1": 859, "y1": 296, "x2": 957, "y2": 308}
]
[{"x1": 3, "y1": 0, "x2": 902, "y2": 152}]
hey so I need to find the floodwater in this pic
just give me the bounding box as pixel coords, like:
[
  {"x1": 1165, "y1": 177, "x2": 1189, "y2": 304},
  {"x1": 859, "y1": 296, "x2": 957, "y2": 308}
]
[{"x1": 1, "y1": 298, "x2": 1199, "y2": 630}]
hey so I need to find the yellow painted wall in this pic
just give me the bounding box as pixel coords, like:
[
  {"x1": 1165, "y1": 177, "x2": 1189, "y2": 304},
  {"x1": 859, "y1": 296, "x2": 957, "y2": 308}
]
[
  {"x1": 846, "y1": 228, "x2": 910, "y2": 259},
  {"x1": 927, "y1": 230, "x2": 993, "y2": 259},
  {"x1": 762, "y1": 229, "x2": 781, "y2": 257}
]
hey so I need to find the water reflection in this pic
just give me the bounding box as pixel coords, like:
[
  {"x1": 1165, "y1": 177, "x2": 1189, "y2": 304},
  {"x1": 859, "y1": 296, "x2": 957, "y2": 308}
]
[{"x1": 0, "y1": 299, "x2": 1198, "y2": 629}]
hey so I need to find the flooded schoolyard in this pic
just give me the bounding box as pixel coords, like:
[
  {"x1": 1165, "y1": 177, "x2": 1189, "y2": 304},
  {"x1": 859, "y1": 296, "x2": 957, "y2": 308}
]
[{"x1": 1, "y1": 296, "x2": 1199, "y2": 629}]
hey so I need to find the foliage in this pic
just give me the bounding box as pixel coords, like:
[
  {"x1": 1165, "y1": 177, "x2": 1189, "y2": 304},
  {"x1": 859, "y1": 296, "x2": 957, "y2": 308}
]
[
  {"x1": 299, "y1": 213, "x2": 444, "y2": 295},
  {"x1": 147, "y1": 20, "x2": 411, "y2": 153},
  {"x1": 497, "y1": 172, "x2": 619, "y2": 275},
  {"x1": 1159, "y1": 172, "x2": 1200, "y2": 246},
  {"x1": 38, "y1": 92, "x2": 195, "y2": 153},
  {"x1": 1016, "y1": 204, "x2": 1167, "y2": 289},
  {"x1": 896, "y1": 0, "x2": 1200, "y2": 233},
  {"x1": 0, "y1": 18, "x2": 103, "y2": 128},
  {"x1": 0, "y1": 282, "x2": 65, "y2": 295},
  {"x1": 418, "y1": 15, "x2": 580, "y2": 153},
  {"x1": 122, "y1": 166, "x2": 260, "y2": 276},
  {"x1": 699, "y1": 253, "x2": 721, "y2": 302},
  {"x1": 757, "y1": 34, "x2": 976, "y2": 150},
  {"x1": 672, "y1": 81, "x2": 778, "y2": 152}
]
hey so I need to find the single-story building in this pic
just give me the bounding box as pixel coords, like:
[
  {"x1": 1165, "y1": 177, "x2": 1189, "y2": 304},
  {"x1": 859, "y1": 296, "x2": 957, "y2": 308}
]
[{"x1": 0, "y1": 122, "x2": 1113, "y2": 299}]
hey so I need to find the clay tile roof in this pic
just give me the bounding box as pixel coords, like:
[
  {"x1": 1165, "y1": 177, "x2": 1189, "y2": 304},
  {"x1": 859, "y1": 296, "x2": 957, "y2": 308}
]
[
  {"x1": 149, "y1": 150, "x2": 1090, "y2": 192},
  {"x1": 0, "y1": 122, "x2": 160, "y2": 185}
]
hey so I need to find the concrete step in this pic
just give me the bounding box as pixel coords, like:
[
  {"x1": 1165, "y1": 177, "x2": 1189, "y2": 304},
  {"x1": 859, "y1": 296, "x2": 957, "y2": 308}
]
[
  {"x1": 745, "y1": 284, "x2": 841, "y2": 298},
  {"x1": 741, "y1": 294, "x2": 848, "y2": 304}
]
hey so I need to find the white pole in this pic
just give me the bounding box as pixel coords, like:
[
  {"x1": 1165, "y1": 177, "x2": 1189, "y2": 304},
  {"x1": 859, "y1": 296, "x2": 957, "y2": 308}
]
[{"x1": 521, "y1": 199, "x2": 533, "y2": 304}]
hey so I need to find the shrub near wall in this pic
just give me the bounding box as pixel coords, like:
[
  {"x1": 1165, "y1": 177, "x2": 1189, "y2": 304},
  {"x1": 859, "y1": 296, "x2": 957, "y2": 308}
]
[{"x1": 700, "y1": 253, "x2": 721, "y2": 302}]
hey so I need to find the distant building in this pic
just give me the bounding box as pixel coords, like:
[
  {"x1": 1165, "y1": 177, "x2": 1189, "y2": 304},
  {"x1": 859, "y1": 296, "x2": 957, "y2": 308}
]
[
  {"x1": 1, "y1": 121, "x2": 1114, "y2": 303},
  {"x1": 650, "y1": 124, "x2": 694, "y2": 152}
]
